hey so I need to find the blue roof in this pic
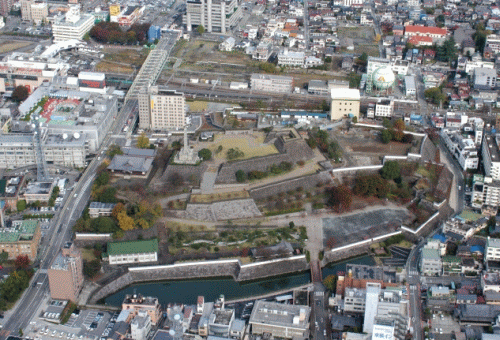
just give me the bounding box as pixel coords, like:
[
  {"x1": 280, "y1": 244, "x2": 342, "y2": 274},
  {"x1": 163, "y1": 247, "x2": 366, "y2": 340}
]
[
  {"x1": 471, "y1": 245, "x2": 484, "y2": 253},
  {"x1": 280, "y1": 111, "x2": 329, "y2": 117},
  {"x1": 433, "y1": 234, "x2": 446, "y2": 243}
]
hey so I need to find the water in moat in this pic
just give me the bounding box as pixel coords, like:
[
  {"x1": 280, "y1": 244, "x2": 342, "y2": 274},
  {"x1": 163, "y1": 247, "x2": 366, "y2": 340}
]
[{"x1": 104, "y1": 255, "x2": 375, "y2": 306}]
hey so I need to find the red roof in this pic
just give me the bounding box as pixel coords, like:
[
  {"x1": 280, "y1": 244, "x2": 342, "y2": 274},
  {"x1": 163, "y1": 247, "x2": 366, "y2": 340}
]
[
  {"x1": 405, "y1": 25, "x2": 447, "y2": 36},
  {"x1": 408, "y1": 36, "x2": 433, "y2": 45}
]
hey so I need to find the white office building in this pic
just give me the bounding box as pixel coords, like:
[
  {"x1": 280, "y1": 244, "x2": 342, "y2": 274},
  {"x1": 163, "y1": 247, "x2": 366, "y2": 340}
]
[
  {"x1": 250, "y1": 74, "x2": 293, "y2": 93},
  {"x1": 486, "y1": 237, "x2": 500, "y2": 262},
  {"x1": 440, "y1": 129, "x2": 479, "y2": 170},
  {"x1": 131, "y1": 311, "x2": 152, "y2": 340},
  {"x1": 375, "y1": 101, "x2": 393, "y2": 117},
  {"x1": 52, "y1": 5, "x2": 94, "y2": 42},
  {"x1": 184, "y1": 0, "x2": 242, "y2": 33},
  {"x1": 277, "y1": 49, "x2": 305, "y2": 67},
  {"x1": 404, "y1": 76, "x2": 416, "y2": 97},
  {"x1": 362, "y1": 283, "x2": 408, "y2": 338}
]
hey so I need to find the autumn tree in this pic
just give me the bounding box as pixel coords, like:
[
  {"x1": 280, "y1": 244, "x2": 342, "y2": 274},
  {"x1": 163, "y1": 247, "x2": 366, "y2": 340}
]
[
  {"x1": 14, "y1": 255, "x2": 30, "y2": 269},
  {"x1": 112, "y1": 202, "x2": 125, "y2": 219},
  {"x1": 323, "y1": 275, "x2": 338, "y2": 292},
  {"x1": 12, "y1": 86, "x2": 29, "y2": 102},
  {"x1": 393, "y1": 119, "x2": 405, "y2": 131},
  {"x1": 117, "y1": 211, "x2": 135, "y2": 230},
  {"x1": 326, "y1": 185, "x2": 353, "y2": 213},
  {"x1": 137, "y1": 133, "x2": 150, "y2": 149}
]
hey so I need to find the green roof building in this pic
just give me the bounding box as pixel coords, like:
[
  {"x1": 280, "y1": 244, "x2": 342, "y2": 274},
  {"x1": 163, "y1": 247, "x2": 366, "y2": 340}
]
[{"x1": 107, "y1": 238, "x2": 158, "y2": 265}]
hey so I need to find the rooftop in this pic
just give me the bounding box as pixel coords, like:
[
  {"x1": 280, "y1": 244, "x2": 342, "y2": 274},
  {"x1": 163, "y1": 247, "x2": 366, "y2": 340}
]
[
  {"x1": 331, "y1": 88, "x2": 360, "y2": 100},
  {"x1": 108, "y1": 238, "x2": 158, "y2": 256},
  {"x1": 405, "y1": 25, "x2": 447, "y2": 35},
  {"x1": 485, "y1": 135, "x2": 500, "y2": 164},
  {"x1": 108, "y1": 155, "x2": 153, "y2": 174},
  {"x1": 487, "y1": 237, "x2": 500, "y2": 249},
  {"x1": 422, "y1": 248, "x2": 440, "y2": 260},
  {"x1": 0, "y1": 220, "x2": 39, "y2": 243},
  {"x1": 249, "y1": 300, "x2": 311, "y2": 329},
  {"x1": 209, "y1": 309, "x2": 234, "y2": 326}
]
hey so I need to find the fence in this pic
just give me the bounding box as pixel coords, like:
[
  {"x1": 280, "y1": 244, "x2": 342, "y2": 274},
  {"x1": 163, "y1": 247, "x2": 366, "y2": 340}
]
[
  {"x1": 329, "y1": 230, "x2": 402, "y2": 254},
  {"x1": 401, "y1": 211, "x2": 440, "y2": 235}
]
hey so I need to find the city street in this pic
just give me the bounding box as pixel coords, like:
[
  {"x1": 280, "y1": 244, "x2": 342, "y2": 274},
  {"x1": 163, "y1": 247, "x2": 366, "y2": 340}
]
[{"x1": 0, "y1": 98, "x2": 136, "y2": 340}]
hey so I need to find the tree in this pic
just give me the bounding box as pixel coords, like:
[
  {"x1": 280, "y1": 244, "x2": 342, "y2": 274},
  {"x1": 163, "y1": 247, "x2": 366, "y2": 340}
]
[
  {"x1": 488, "y1": 215, "x2": 497, "y2": 232},
  {"x1": 235, "y1": 170, "x2": 247, "y2": 183},
  {"x1": 117, "y1": 211, "x2": 135, "y2": 230},
  {"x1": 381, "y1": 161, "x2": 401, "y2": 180},
  {"x1": 15, "y1": 255, "x2": 30, "y2": 269},
  {"x1": 289, "y1": 221, "x2": 295, "y2": 229},
  {"x1": 424, "y1": 87, "x2": 446, "y2": 106},
  {"x1": 197, "y1": 25, "x2": 205, "y2": 34},
  {"x1": 112, "y1": 202, "x2": 125, "y2": 219},
  {"x1": 16, "y1": 200, "x2": 26, "y2": 212},
  {"x1": 352, "y1": 116, "x2": 358, "y2": 124},
  {"x1": 381, "y1": 129, "x2": 392, "y2": 144},
  {"x1": 393, "y1": 119, "x2": 405, "y2": 131},
  {"x1": 11, "y1": 86, "x2": 29, "y2": 103},
  {"x1": 0, "y1": 251, "x2": 7, "y2": 264},
  {"x1": 348, "y1": 72, "x2": 361, "y2": 88},
  {"x1": 326, "y1": 185, "x2": 352, "y2": 212},
  {"x1": 198, "y1": 148, "x2": 212, "y2": 161},
  {"x1": 90, "y1": 216, "x2": 117, "y2": 233},
  {"x1": 437, "y1": 37, "x2": 457, "y2": 64},
  {"x1": 83, "y1": 259, "x2": 101, "y2": 278},
  {"x1": 137, "y1": 132, "x2": 150, "y2": 149},
  {"x1": 107, "y1": 144, "x2": 123, "y2": 158},
  {"x1": 136, "y1": 218, "x2": 150, "y2": 229},
  {"x1": 402, "y1": 134, "x2": 414, "y2": 144},
  {"x1": 323, "y1": 274, "x2": 338, "y2": 292},
  {"x1": 171, "y1": 141, "x2": 183, "y2": 151},
  {"x1": 95, "y1": 172, "x2": 110, "y2": 187},
  {"x1": 446, "y1": 242, "x2": 458, "y2": 256}
]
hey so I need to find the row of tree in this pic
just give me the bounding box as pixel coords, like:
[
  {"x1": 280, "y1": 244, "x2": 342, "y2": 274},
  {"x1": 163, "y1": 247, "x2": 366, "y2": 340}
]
[{"x1": 90, "y1": 22, "x2": 150, "y2": 45}]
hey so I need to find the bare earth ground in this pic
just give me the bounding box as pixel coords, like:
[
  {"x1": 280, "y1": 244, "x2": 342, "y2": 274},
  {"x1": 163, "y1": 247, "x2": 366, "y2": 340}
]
[
  {"x1": 95, "y1": 48, "x2": 149, "y2": 73},
  {"x1": 337, "y1": 26, "x2": 379, "y2": 57},
  {"x1": 0, "y1": 40, "x2": 33, "y2": 53}
]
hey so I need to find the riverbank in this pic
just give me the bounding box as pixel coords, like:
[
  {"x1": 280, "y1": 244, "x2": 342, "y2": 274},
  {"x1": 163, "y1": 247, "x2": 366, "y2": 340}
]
[{"x1": 100, "y1": 255, "x2": 375, "y2": 307}]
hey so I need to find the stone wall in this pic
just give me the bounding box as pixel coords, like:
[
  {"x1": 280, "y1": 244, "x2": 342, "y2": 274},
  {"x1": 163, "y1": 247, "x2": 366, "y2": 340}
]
[
  {"x1": 87, "y1": 256, "x2": 308, "y2": 304},
  {"x1": 250, "y1": 172, "x2": 331, "y2": 200},
  {"x1": 162, "y1": 163, "x2": 208, "y2": 185}
]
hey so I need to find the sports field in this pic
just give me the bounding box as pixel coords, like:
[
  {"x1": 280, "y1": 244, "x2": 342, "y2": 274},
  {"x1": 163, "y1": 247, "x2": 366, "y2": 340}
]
[{"x1": 207, "y1": 133, "x2": 278, "y2": 160}]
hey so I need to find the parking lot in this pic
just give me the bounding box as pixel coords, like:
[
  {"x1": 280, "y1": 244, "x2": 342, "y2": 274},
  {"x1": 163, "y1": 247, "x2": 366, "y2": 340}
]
[
  {"x1": 29, "y1": 310, "x2": 118, "y2": 340},
  {"x1": 429, "y1": 313, "x2": 461, "y2": 336}
]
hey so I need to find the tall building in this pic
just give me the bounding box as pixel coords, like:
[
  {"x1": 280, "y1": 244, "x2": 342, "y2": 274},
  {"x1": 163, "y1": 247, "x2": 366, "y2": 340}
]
[
  {"x1": 20, "y1": 0, "x2": 32, "y2": 21},
  {"x1": 131, "y1": 311, "x2": 152, "y2": 340},
  {"x1": 184, "y1": 0, "x2": 242, "y2": 33},
  {"x1": 0, "y1": 0, "x2": 13, "y2": 17},
  {"x1": 362, "y1": 283, "x2": 408, "y2": 339},
  {"x1": 52, "y1": 5, "x2": 94, "y2": 42},
  {"x1": 47, "y1": 242, "x2": 84, "y2": 301},
  {"x1": 30, "y1": 2, "x2": 48, "y2": 24},
  {"x1": 138, "y1": 86, "x2": 186, "y2": 131},
  {"x1": 330, "y1": 88, "x2": 360, "y2": 120}
]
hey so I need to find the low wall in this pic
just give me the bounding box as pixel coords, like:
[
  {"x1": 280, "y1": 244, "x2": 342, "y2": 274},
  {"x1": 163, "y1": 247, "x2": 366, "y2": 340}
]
[
  {"x1": 75, "y1": 233, "x2": 113, "y2": 241},
  {"x1": 401, "y1": 211, "x2": 440, "y2": 235},
  {"x1": 88, "y1": 256, "x2": 309, "y2": 304}
]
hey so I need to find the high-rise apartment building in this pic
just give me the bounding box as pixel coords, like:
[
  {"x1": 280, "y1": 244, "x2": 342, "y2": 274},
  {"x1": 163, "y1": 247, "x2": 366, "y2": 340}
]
[
  {"x1": 138, "y1": 86, "x2": 185, "y2": 131},
  {"x1": 47, "y1": 242, "x2": 84, "y2": 301},
  {"x1": 183, "y1": 0, "x2": 242, "y2": 33}
]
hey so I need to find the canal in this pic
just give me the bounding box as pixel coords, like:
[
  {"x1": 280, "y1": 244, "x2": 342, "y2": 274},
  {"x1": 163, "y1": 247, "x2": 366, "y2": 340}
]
[{"x1": 104, "y1": 255, "x2": 375, "y2": 306}]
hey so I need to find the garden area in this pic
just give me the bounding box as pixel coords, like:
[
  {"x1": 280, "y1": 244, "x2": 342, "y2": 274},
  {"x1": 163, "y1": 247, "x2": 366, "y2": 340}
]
[{"x1": 163, "y1": 221, "x2": 308, "y2": 259}]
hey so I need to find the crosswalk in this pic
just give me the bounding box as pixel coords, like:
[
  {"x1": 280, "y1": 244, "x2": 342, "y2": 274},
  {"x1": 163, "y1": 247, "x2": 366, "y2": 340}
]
[{"x1": 408, "y1": 270, "x2": 419, "y2": 276}]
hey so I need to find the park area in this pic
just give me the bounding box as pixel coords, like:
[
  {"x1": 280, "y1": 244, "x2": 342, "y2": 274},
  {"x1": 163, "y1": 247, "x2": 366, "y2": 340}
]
[{"x1": 200, "y1": 132, "x2": 279, "y2": 161}]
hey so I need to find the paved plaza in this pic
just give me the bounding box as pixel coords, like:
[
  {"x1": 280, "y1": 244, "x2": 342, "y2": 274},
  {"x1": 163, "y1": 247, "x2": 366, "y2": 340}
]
[{"x1": 322, "y1": 207, "x2": 410, "y2": 248}]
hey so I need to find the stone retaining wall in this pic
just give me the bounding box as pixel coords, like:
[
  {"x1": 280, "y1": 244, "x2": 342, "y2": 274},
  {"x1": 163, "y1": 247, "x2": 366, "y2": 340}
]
[{"x1": 87, "y1": 256, "x2": 308, "y2": 304}]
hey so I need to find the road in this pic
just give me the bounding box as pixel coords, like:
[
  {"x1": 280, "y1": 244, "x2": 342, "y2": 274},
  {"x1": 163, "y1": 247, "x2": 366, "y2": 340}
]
[
  {"x1": 406, "y1": 237, "x2": 425, "y2": 340},
  {"x1": 311, "y1": 283, "x2": 326, "y2": 340},
  {"x1": 0, "y1": 99, "x2": 136, "y2": 340}
]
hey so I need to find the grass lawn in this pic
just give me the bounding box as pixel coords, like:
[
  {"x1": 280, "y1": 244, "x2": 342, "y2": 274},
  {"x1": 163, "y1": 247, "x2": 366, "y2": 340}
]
[
  {"x1": 209, "y1": 133, "x2": 278, "y2": 160},
  {"x1": 394, "y1": 240, "x2": 414, "y2": 248},
  {"x1": 95, "y1": 60, "x2": 135, "y2": 74},
  {"x1": 191, "y1": 191, "x2": 250, "y2": 203},
  {"x1": 81, "y1": 249, "x2": 97, "y2": 262},
  {"x1": 0, "y1": 40, "x2": 32, "y2": 53},
  {"x1": 188, "y1": 100, "x2": 209, "y2": 111}
]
